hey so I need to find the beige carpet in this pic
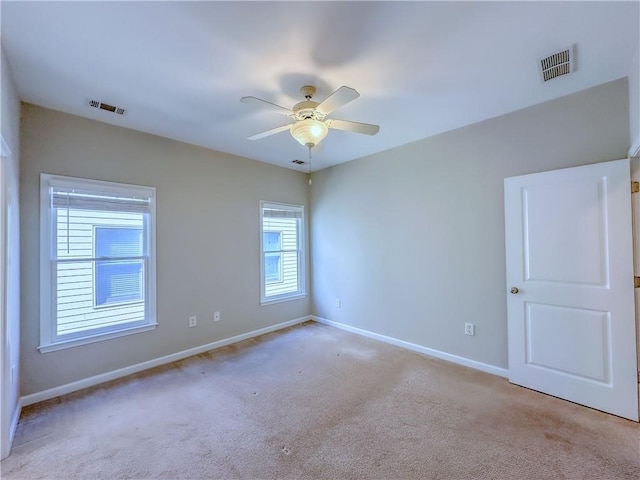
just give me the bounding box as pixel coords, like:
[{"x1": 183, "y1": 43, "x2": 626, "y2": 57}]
[{"x1": 2, "y1": 321, "x2": 639, "y2": 479}]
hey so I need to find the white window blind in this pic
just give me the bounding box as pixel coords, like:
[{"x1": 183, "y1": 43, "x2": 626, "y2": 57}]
[
  {"x1": 40, "y1": 174, "x2": 157, "y2": 352},
  {"x1": 52, "y1": 189, "x2": 151, "y2": 213},
  {"x1": 260, "y1": 202, "x2": 305, "y2": 304}
]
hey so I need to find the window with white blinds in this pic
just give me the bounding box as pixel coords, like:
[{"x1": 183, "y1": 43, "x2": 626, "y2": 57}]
[
  {"x1": 40, "y1": 174, "x2": 157, "y2": 352},
  {"x1": 260, "y1": 201, "x2": 305, "y2": 304}
]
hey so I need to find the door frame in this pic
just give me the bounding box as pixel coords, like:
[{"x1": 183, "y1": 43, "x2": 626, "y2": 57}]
[
  {"x1": 631, "y1": 156, "x2": 640, "y2": 416},
  {"x1": 0, "y1": 135, "x2": 9, "y2": 459}
]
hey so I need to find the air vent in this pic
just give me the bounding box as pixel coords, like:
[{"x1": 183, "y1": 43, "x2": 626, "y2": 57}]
[
  {"x1": 89, "y1": 100, "x2": 126, "y2": 115},
  {"x1": 292, "y1": 159, "x2": 306, "y2": 165},
  {"x1": 539, "y1": 46, "x2": 575, "y2": 82}
]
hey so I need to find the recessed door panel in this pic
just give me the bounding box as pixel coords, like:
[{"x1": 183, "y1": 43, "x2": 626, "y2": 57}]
[
  {"x1": 523, "y1": 179, "x2": 608, "y2": 286},
  {"x1": 525, "y1": 302, "x2": 610, "y2": 383}
]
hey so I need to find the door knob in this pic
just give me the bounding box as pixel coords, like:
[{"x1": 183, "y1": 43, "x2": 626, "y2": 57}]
[{"x1": 510, "y1": 287, "x2": 519, "y2": 294}]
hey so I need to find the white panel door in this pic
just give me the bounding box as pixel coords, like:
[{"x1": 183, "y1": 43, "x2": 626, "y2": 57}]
[{"x1": 505, "y1": 158, "x2": 638, "y2": 421}]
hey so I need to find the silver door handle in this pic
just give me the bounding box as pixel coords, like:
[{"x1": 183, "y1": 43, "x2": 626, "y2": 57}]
[{"x1": 510, "y1": 287, "x2": 519, "y2": 294}]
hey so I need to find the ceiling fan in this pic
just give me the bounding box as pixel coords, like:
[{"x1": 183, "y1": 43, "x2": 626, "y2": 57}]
[{"x1": 240, "y1": 85, "x2": 379, "y2": 150}]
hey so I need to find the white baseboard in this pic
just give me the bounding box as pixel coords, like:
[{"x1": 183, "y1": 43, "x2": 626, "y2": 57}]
[
  {"x1": 21, "y1": 316, "x2": 311, "y2": 407},
  {"x1": 20, "y1": 315, "x2": 507, "y2": 408},
  {"x1": 312, "y1": 316, "x2": 509, "y2": 378}
]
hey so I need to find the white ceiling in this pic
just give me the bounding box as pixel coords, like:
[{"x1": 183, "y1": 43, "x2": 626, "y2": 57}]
[{"x1": 2, "y1": 1, "x2": 639, "y2": 172}]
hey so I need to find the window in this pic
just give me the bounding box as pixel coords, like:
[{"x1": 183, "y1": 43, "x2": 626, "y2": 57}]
[
  {"x1": 40, "y1": 174, "x2": 156, "y2": 352},
  {"x1": 94, "y1": 227, "x2": 143, "y2": 306},
  {"x1": 263, "y1": 231, "x2": 282, "y2": 284},
  {"x1": 260, "y1": 202, "x2": 305, "y2": 304}
]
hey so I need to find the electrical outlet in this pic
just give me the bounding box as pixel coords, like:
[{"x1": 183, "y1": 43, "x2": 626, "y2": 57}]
[
  {"x1": 214, "y1": 311, "x2": 220, "y2": 322},
  {"x1": 189, "y1": 316, "x2": 197, "y2": 328},
  {"x1": 465, "y1": 323, "x2": 475, "y2": 336},
  {"x1": 335, "y1": 298, "x2": 341, "y2": 308}
]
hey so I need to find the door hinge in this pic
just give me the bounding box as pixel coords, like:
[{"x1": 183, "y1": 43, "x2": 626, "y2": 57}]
[
  {"x1": 632, "y1": 181, "x2": 639, "y2": 194},
  {"x1": 635, "y1": 277, "x2": 640, "y2": 288}
]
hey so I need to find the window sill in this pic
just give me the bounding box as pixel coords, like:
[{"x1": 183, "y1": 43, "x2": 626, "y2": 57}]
[
  {"x1": 260, "y1": 293, "x2": 307, "y2": 306},
  {"x1": 38, "y1": 322, "x2": 158, "y2": 353}
]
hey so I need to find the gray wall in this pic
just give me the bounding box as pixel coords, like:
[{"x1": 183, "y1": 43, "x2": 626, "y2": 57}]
[
  {"x1": 17, "y1": 77, "x2": 634, "y2": 395},
  {"x1": 1, "y1": 46, "x2": 21, "y2": 451},
  {"x1": 20, "y1": 105, "x2": 310, "y2": 395},
  {"x1": 629, "y1": 46, "x2": 639, "y2": 156},
  {"x1": 310, "y1": 79, "x2": 630, "y2": 370}
]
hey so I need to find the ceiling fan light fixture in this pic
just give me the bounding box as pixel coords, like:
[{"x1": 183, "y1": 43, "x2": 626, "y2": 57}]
[{"x1": 290, "y1": 118, "x2": 328, "y2": 148}]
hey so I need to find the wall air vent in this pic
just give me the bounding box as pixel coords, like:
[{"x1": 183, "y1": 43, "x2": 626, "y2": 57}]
[
  {"x1": 539, "y1": 46, "x2": 575, "y2": 82},
  {"x1": 89, "y1": 100, "x2": 126, "y2": 115},
  {"x1": 292, "y1": 160, "x2": 306, "y2": 165}
]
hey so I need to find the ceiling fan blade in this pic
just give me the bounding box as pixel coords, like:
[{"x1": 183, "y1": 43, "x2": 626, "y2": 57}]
[
  {"x1": 316, "y1": 86, "x2": 360, "y2": 116},
  {"x1": 326, "y1": 118, "x2": 380, "y2": 136},
  {"x1": 240, "y1": 96, "x2": 293, "y2": 115},
  {"x1": 247, "y1": 124, "x2": 292, "y2": 141}
]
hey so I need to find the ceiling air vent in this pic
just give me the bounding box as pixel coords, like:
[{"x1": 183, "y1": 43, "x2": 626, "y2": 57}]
[
  {"x1": 89, "y1": 100, "x2": 125, "y2": 115},
  {"x1": 292, "y1": 159, "x2": 306, "y2": 165},
  {"x1": 539, "y1": 46, "x2": 575, "y2": 82}
]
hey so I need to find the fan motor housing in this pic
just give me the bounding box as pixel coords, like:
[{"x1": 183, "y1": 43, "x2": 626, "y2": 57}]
[{"x1": 293, "y1": 100, "x2": 324, "y2": 121}]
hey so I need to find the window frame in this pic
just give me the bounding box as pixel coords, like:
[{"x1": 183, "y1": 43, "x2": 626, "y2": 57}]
[
  {"x1": 39, "y1": 174, "x2": 157, "y2": 353},
  {"x1": 259, "y1": 201, "x2": 306, "y2": 305}
]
